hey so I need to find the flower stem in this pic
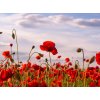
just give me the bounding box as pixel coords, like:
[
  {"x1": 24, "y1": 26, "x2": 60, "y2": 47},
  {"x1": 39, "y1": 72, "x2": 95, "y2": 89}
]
[
  {"x1": 83, "y1": 71, "x2": 86, "y2": 87},
  {"x1": 12, "y1": 29, "x2": 19, "y2": 64},
  {"x1": 27, "y1": 48, "x2": 33, "y2": 62},
  {"x1": 27, "y1": 52, "x2": 39, "y2": 62},
  {"x1": 82, "y1": 49, "x2": 85, "y2": 70},
  {"x1": 49, "y1": 52, "x2": 52, "y2": 66}
]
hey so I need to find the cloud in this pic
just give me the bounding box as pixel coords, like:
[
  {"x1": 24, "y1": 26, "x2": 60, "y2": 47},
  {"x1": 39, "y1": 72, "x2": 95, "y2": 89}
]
[
  {"x1": 15, "y1": 14, "x2": 100, "y2": 29},
  {"x1": 74, "y1": 19, "x2": 100, "y2": 28}
]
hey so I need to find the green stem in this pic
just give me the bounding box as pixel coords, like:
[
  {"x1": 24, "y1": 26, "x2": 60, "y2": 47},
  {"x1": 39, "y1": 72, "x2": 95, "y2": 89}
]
[
  {"x1": 82, "y1": 49, "x2": 85, "y2": 70},
  {"x1": 27, "y1": 52, "x2": 39, "y2": 62},
  {"x1": 10, "y1": 47, "x2": 12, "y2": 55},
  {"x1": 49, "y1": 52, "x2": 52, "y2": 66},
  {"x1": 40, "y1": 63, "x2": 51, "y2": 67},
  {"x1": 12, "y1": 29, "x2": 19, "y2": 64},
  {"x1": 83, "y1": 72, "x2": 86, "y2": 87},
  {"x1": 27, "y1": 48, "x2": 33, "y2": 62},
  {"x1": 16, "y1": 32, "x2": 19, "y2": 64}
]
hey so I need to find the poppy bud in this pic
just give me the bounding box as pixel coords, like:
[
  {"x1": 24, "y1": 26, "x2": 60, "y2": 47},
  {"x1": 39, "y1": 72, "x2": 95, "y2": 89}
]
[
  {"x1": 10, "y1": 43, "x2": 13, "y2": 47},
  {"x1": 45, "y1": 58, "x2": 48, "y2": 62},
  {"x1": 32, "y1": 45, "x2": 35, "y2": 49},
  {"x1": 77, "y1": 48, "x2": 82, "y2": 53},
  {"x1": 10, "y1": 58, "x2": 14, "y2": 63},
  {"x1": 86, "y1": 59, "x2": 89, "y2": 62},
  {"x1": 65, "y1": 58, "x2": 70, "y2": 63},
  {"x1": 75, "y1": 64, "x2": 78, "y2": 69},
  {"x1": 12, "y1": 33, "x2": 15, "y2": 39},
  {"x1": 19, "y1": 61, "x2": 22, "y2": 63},
  {"x1": 89, "y1": 56, "x2": 95, "y2": 64},
  {"x1": 38, "y1": 53, "x2": 43, "y2": 57},
  {"x1": 12, "y1": 52, "x2": 15, "y2": 55},
  {"x1": 36, "y1": 55, "x2": 41, "y2": 60},
  {"x1": 0, "y1": 32, "x2": 3, "y2": 34},
  {"x1": 57, "y1": 55, "x2": 61, "y2": 58}
]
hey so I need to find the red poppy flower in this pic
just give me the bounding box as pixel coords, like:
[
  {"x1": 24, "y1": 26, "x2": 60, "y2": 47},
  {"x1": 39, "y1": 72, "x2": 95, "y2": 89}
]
[
  {"x1": 40, "y1": 41, "x2": 58, "y2": 55},
  {"x1": 32, "y1": 64, "x2": 40, "y2": 70},
  {"x1": 40, "y1": 80, "x2": 47, "y2": 87},
  {"x1": 56, "y1": 81, "x2": 62, "y2": 87},
  {"x1": 2, "y1": 51, "x2": 11, "y2": 58},
  {"x1": 57, "y1": 55, "x2": 61, "y2": 58},
  {"x1": 0, "y1": 69, "x2": 8, "y2": 81},
  {"x1": 97, "y1": 79, "x2": 100, "y2": 86},
  {"x1": 26, "y1": 77, "x2": 31, "y2": 82},
  {"x1": 86, "y1": 59, "x2": 89, "y2": 62},
  {"x1": 96, "y1": 52, "x2": 100, "y2": 65},
  {"x1": 51, "y1": 48, "x2": 58, "y2": 55},
  {"x1": 28, "y1": 79, "x2": 39, "y2": 87},
  {"x1": 22, "y1": 64, "x2": 27, "y2": 71},
  {"x1": 0, "y1": 80, "x2": 3, "y2": 86},
  {"x1": 65, "y1": 58, "x2": 70, "y2": 63},
  {"x1": 68, "y1": 62, "x2": 72, "y2": 66},
  {"x1": 36, "y1": 55, "x2": 41, "y2": 60},
  {"x1": 89, "y1": 81, "x2": 96, "y2": 87},
  {"x1": 6, "y1": 68, "x2": 13, "y2": 78},
  {"x1": 8, "y1": 82, "x2": 13, "y2": 87}
]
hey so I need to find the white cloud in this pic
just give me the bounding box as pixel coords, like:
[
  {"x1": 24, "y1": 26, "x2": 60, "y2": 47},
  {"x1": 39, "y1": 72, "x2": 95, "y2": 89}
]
[{"x1": 14, "y1": 14, "x2": 100, "y2": 29}]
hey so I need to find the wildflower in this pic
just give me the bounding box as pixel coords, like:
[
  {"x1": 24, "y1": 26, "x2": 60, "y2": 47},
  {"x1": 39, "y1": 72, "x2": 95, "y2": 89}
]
[
  {"x1": 32, "y1": 64, "x2": 40, "y2": 70},
  {"x1": 0, "y1": 80, "x2": 3, "y2": 86},
  {"x1": 96, "y1": 52, "x2": 100, "y2": 65},
  {"x1": 51, "y1": 48, "x2": 58, "y2": 55},
  {"x1": 40, "y1": 41, "x2": 58, "y2": 55},
  {"x1": 97, "y1": 79, "x2": 100, "y2": 86},
  {"x1": 65, "y1": 58, "x2": 70, "y2": 63},
  {"x1": 6, "y1": 68, "x2": 13, "y2": 78},
  {"x1": 68, "y1": 62, "x2": 72, "y2": 66},
  {"x1": 0, "y1": 69, "x2": 8, "y2": 81},
  {"x1": 57, "y1": 55, "x2": 61, "y2": 58},
  {"x1": 89, "y1": 81, "x2": 96, "y2": 87},
  {"x1": 28, "y1": 79, "x2": 39, "y2": 87},
  {"x1": 36, "y1": 55, "x2": 41, "y2": 60},
  {"x1": 86, "y1": 59, "x2": 89, "y2": 62},
  {"x1": 2, "y1": 51, "x2": 11, "y2": 58},
  {"x1": 39, "y1": 80, "x2": 47, "y2": 87}
]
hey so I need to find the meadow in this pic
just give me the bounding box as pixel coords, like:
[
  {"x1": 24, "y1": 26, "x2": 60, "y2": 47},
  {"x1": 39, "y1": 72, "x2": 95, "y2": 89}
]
[{"x1": 0, "y1": 29, "x2": 100, "y2": 87}]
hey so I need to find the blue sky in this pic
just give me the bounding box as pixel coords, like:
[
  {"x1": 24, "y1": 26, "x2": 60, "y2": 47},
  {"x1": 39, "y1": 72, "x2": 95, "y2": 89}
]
[{"x1": 0, "y1": 13, "x2": 100, "y2": 65}]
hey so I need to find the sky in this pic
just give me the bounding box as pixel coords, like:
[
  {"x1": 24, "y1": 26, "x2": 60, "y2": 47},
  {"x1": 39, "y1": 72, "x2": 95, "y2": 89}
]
[{"x1": 0, "y1": 13, "x2": 100, "y2": 66}]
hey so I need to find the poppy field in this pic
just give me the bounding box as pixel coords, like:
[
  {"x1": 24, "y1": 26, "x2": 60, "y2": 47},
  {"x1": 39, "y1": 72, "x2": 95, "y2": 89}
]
[{"x1": 0, "y1": 29, "x2": 100, "y2": 87}]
